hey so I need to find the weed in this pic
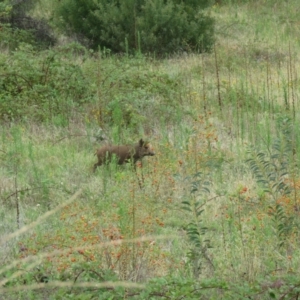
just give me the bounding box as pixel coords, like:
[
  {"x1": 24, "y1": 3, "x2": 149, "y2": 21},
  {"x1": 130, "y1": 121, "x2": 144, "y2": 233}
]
[{"x1": 182, "y1": 172, "x2": 213, "y2": 278}]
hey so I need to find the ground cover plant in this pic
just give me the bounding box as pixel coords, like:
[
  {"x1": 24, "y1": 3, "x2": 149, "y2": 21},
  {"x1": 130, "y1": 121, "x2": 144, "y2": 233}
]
[{"x1": 1, "y1": 0, "x2": 300, "y2": 299}]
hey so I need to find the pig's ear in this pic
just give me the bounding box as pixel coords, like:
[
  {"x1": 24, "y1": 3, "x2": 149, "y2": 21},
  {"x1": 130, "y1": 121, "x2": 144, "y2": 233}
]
[{"x1": 139, "y1": 139, "x2": 144, "y2": 146}]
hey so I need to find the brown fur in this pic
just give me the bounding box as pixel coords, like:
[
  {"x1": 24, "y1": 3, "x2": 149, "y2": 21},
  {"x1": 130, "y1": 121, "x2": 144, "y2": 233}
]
[{"x1": 93, "y1": 139, "x2": 155, "y2": 172}]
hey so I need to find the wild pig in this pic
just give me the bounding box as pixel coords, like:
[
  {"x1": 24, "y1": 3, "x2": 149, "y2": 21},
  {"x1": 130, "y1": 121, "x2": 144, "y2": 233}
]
[{"x1": 93, "y1": 139, "x2": 155, "y2": 172}]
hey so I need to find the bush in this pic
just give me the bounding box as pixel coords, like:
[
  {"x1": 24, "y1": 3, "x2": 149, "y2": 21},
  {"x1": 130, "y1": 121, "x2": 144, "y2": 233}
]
[
  {"x1": 84, "y1": 56, "x2": 186, "y2": 132},
  {"x1": 56, "y1": 0, "x2": 215, "y2": 54},
  {"x1": 0, "y1": 1, "x2": 31, "y2": 50},
  {"x1": 0, "y1": 0, "x2": 55, "y2": 50},
  {"x1": 0, "y1": 45, "x2": 91, "y2": 123}
]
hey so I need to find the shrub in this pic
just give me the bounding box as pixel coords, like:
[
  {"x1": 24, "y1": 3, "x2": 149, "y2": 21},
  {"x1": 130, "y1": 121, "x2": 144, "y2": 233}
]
[
  {"x1": 0, "y1": 45, "x2": 91, "y2": 123},
  {"x1": 0, "y1": 0, "x2": 55, "y2": 50},
  {"x1": 85, "y1": 56, "x2": 185, "y2": 131},
  {"x1": 0, "y1": 1, "x2": 33, "y2": 50},
  {"x1": 56, "y1": 0, "x2": 215, "y2": 54}
]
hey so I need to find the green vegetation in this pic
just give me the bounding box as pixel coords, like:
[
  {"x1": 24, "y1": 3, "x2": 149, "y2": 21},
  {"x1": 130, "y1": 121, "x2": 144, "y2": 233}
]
[
  {"x1": 0, "y1": 45, "x2": 90, "y2": 123},
  {"x1": 1, "y1": 0, "x2": 300, "y2": 299},
  {"x1": 56, "y1": 0, "x2": 214, "y2": 54}
]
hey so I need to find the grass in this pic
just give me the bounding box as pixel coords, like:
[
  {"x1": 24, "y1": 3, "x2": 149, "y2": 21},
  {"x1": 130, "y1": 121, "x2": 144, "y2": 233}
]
[{"x1": 1, "y1": 0, "x2": 300, "y2": 298}]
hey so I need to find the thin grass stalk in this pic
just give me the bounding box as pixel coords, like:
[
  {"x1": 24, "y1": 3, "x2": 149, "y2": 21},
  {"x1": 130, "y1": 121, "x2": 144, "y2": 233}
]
[
  {"x1": 234, "y1": 87, "x2": 240, "y2": 141},
  {"x1": 134, "y1": 4, "x2": 137, "y2": 51},
  {"x1": 0, "y1": 258, "x2": 43, "y2": 287},
  {"x1": 1, "y1": 235, "x2": 172, "y2": 286},
  {"x1": 286, "y1": 57, "x2": 290, "y2": 112},
  {"x1": 278, "y1": 75, "x2": 290, "y2": 142},
  {"x1": 193, "y1": 132, "x2": 199, "y2": 174},
  {"x1": 137, "y1": 31, "x2": 141, "y2": 55},
  {"x1": 14, "y1": 176, "x2": 20, "y2": 229},
  {"x1": 214, "y1": 44, "x2": 222, "y2": 113},
  {"x1": 244, "y1": 49, "x2": 251, "y2": 142},
  {"x1": 292, "y1": 130, "x2": 298, "y2": 208},
  {"x1": 237, "y1": 196, "x2": 246, "y2": 261},
  {"x1": 288, "y1": 42, "x2": 295, "y2": 119},
  {"x1": 251, "y1": 95, "x2": 258, "y2": 145},
  {"x1": 96, "y1": 48, "x2": 104, "y2": 126},
  {"x1": 240, "y1": 86, "x2": 245, "y2": 142},
  {"x1": 227, "y1": 63, "x2": 234, "y2": 143},
  {"x1": 265, "y1": 49, "x2": 272, "y2": 120},
  {"x1": 269, "y1": 50, "x2": 274, "y2": 118},
  {"x1": 201, "y1": 53, "x2": 207, "y2": 118},
  {"x1": 1, "y1": 280, "x2": 144, "y2": 295},
  {"x1": 220, "y1": 206, "x2": 227, "y2": 261},
  {"x1": 131, "y1": 180, "x2": 136, "y2": 273},
  {"x1": 293, "y1": 52, "x2": 298, "y2": 113},
  {"x1": 1, "y1": 189, "x2": 82, "y2": 246}
]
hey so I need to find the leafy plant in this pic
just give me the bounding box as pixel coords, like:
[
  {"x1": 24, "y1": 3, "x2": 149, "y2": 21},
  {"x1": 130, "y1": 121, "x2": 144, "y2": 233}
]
[
  {"x1": 246, "y1": 116, "x2": 297, "y2": 249},
  {"x1": 181, "y1": 172, "x2": 212, "y2": 278},
  {"x1": 246, "y1": 143, "x2": 291, "y2": 202},
  {"x1": 270, "y1": 203, "x2": 294, "y2": 249}
]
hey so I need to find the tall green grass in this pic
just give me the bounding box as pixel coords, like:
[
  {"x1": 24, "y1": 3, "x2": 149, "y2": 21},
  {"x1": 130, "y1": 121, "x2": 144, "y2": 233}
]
[{"x1": 1, "y1": 0, "x2": 300, "y2": 298}]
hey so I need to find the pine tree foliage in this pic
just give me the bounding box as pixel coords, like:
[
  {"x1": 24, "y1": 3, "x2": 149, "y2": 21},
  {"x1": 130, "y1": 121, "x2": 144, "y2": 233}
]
[{"x1": 56, "y1": 0, "x2": 215, "y2": 54}]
